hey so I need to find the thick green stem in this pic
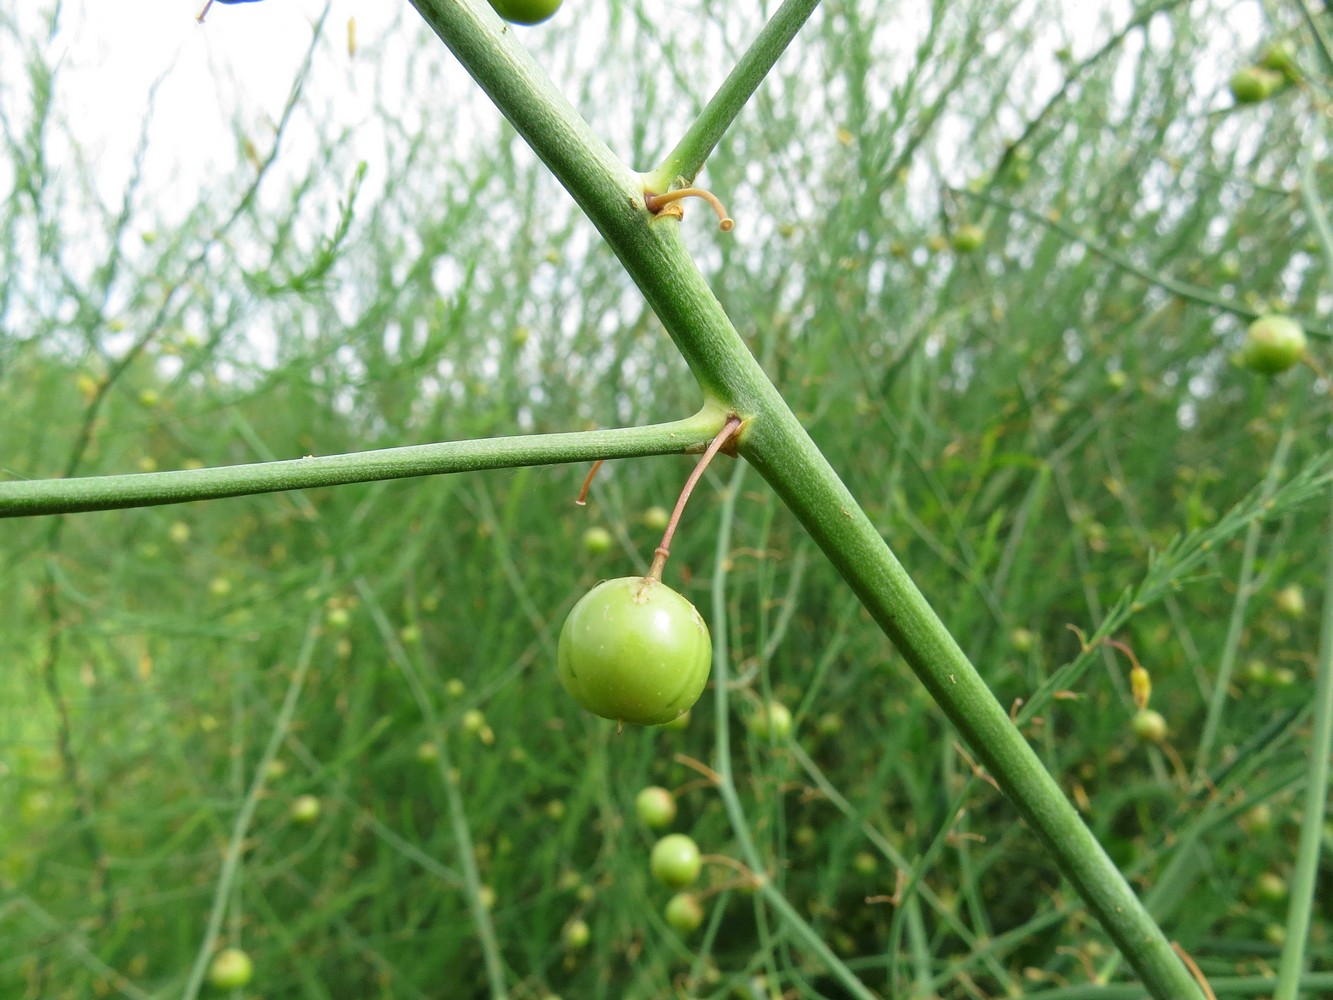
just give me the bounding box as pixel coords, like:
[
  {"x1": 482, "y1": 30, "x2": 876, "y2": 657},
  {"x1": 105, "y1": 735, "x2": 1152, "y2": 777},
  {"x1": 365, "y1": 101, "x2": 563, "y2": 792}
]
[
  {"x1": 739, "y1": 396, "x2": 1202, "y2": 999},
  {"x1": 0, "y1": 412, "x2": 724, "y2": 517}
]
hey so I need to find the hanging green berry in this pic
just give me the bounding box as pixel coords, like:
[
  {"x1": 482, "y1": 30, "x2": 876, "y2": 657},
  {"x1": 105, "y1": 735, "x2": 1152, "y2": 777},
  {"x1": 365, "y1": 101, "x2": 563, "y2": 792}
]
[
  {"x1": 650, "y1": 833, "x2": 703, "y2": 889},
  {"x1": 487, "y1": 0, "x2": 564, "y2": 25},
  {"x1": 664, "y1": 892, "x2": 705, "y2": 934},
  {"x1": 1241, "y1": 315, "x2": 1307, "y2": 374},
  {"x1": 557, "y1": 417, "x2": 740, "y2": 727},
  {"x1": 557, "y1": 577, "x2": 710, "y2": 726},
  {"x1": 635, "y1": 786, "x2": 678, "y2": 830},
  {"x1": 207, "y1": 948, "x2": 255, "y2": 990}
]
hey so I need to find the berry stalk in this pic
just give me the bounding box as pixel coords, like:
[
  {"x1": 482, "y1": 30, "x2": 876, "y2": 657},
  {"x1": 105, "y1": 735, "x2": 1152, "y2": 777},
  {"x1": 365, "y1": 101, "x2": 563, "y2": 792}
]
[{"x1": 645, "y1": 416, "x2": 742, "y2": 586}]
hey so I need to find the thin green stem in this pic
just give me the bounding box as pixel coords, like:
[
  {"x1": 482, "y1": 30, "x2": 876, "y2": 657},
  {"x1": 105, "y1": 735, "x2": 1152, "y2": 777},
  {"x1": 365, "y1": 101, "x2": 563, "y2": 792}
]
[
  {"x1": 1021, "y1": 973, "x2": 1333, "y2": 999},
  {"x1": 738, "y1": 394, "x2": 1202, "y2": 1000},
  {"x1": 1273, "y1": 115, "x2": 1333, "y2": 1000},
  {"x1": 1274, "y1": 484, "x2": 1333, "y2": 1000},
  {"x1": 1194, "y1": 399, "x2": 1303, "y2": 780},
  {"x1": 644, "y1": 0, "x2": 822, "y2": 190},
  {"x1": 709, "y1": 461, "x2": 876, "y2": 1000},
  {"x1": 0, "y1": 410, "x2": 725, "y2": 517},
  {"x1": 356, "y1": 573, "x2": 510, "y2": 1000},
  {"x1": 182, "y1": 599, "x2": 325, "y2": 1000},
  {"x1": 957, "y1": 187, "x2": 1333, "y2": 340}
]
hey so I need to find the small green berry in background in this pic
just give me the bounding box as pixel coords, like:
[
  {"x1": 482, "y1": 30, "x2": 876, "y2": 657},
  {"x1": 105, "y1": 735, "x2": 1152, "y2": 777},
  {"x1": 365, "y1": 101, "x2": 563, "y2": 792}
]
[
  {"x1": 664, "y1": 892, "x2": 705, "y2": 934},
  {"x1": 634, "y1": 786, "x2": 678, "y2": 830},
  {"x1": 650, "y1": 834, "x2": 703, "y2": 890},
  {"x1": 1229, "y1": 65, "x2": 1284, "y2": 104},
  {"x1": 951, "y1": 223, "x2": 986, "y2": 253},
  {"x1": 745, "y1": 700, "x2": 793, "y2": 740},
  {"x1": 1240, "y1": 315, "x2": 1307, "y2": 374},
  {"x1": 1274, "y1": 583, "x2": 1306, "y2": 619},
  {"x1": 289, "y1": 794, "x2": 321, "y2": 825},
  {"x1": 641, "y1": 506, "x2": 670, "y2": 531},
  {"x1": 581, "y1": 525, "x2": 613, "y2": 555},
  {"x1": 206, "y1": 948, "x2": 254, "y2": 991},
  {"x1": 560, "y1": 917, "x2": 590, "y2": 951},
  {"x1": 1131, "y1": 709, "x2": 1168, "y2": 745}
]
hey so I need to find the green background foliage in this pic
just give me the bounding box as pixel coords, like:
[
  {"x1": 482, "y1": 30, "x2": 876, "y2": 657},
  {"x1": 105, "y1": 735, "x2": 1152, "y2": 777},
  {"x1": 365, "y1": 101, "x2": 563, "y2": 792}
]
[{"x1": 2, "y1": 0, "x2": 1331, "y2": 997}]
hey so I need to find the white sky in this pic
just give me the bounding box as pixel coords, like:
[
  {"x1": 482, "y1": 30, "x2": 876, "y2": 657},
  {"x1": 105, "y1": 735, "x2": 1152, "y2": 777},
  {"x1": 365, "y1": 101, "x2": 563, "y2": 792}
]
[{"x1": 26, "y1": 2, "x2": 407, "y2": 216}]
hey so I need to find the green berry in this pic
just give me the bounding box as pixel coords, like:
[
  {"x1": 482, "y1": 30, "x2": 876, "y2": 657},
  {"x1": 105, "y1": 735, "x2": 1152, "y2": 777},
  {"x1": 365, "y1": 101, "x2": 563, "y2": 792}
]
[
  {"x1": 1275, "y1": 584, "x2": 1306, "y2": 619},
  {"x1": 642, "y1": 506, "x2": 670, "y2": 531},
  {"x1": 582, "y1": 526, "x2": 613, "y2": 555},
  {"x1": 207, "y1": 948, "x2": 254, "y2": 990},
  {"x1": 487, "y1": 0, "x2": 563, "y2": 25},
  {"x1": 816, "y1": 712, "x2": 843, "y2": 736},
  {"x1": 1131, "y1": 709, "x2": 1168, "y2": 745},
  {"x1": 635, "y1": 786, "x2": 678, "y2": 830},
  {"x1": 1241, "y1": 315, "x2": 1306, "y2": 374},
  {"x1": 1242, "y1": 803, "x2": 1274, "y2": 835},
  {"x1": 1259, "y1": 41, "x2": 1297, "y2": 76},
  {"x1": 1009, "y1": 627, "x2": 1034, "y2": 654},
  {"x1": 951, "y1": 224, "x2": 985, "y2": 253},
  {"x1": 650, "y1": 833, "x2": 702, "y2": 889},
  {"x1": 1254, "y1": 871, "x2": 1287, "y2": 903},
  {"x1": 561, "y1": 917, "x2": 590, "y2": 950},
  {"x1": 1270, "y1": 666, "x2": 1298, "y2": 687},
  {"x1": 289, "y1": 794, "x2": 320, "y2": 824},
  {"x1": 557, "y1": 577, "x2": 711, "y2": 726},
  {"x1": 747, "y1": 700, "x2": 792, "y2": 740},
  {"x1": 664, "y1": 892, "x2": 704, "y2": 934},
  {"x1": 1229, "y1": 66, "x2": 1282, "y2": 104}
]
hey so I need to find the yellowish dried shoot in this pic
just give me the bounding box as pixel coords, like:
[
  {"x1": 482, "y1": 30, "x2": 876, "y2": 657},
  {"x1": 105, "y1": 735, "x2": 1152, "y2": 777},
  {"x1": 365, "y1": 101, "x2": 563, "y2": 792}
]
[{"x1": 645, "y1": 188, "x2": 735, "y2": 232}]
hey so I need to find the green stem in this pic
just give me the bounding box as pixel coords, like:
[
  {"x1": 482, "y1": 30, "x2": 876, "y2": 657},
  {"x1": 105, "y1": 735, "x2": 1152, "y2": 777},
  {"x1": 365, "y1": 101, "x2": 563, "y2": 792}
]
[
  {"x1": 182, "y1": 600, "x2": 324, "y2": 1000},
  {"x1": 957, "y1": 187, "x2": 1333, "y2": 340},
  {"x1": 1274, "y1": 484, "x2": 1333, "y2": 1000},
  {"x1": 1274, "y1": 113, "x2": 1333, "y2": 1000},
  {"x1": 643, "y1": 0, "x2": 822, "y2": 190},
  {"x1": 739, "y1": 399, "x2": 1201, "y2": 1000},
  {"x1": 1194, "y1": 399, "x2": 1302, "y2": 779},
  {"x1": 709, "y1": 461, "x2": 876, "y2": 1000},
  {"x1": 0, "y1": 411, "x2": 724, "y2": 517}
]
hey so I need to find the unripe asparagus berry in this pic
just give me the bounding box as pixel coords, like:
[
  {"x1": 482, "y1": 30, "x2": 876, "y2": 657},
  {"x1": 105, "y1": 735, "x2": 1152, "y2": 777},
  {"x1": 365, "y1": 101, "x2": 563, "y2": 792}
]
[
  {"x1": 582, "y1": 527, "x2": 613, "y2": 555},
  {"x1": 664, "y1": 892, "x2": 704, "y2": 933},
  {"x1": 289, "y1": 794, "x2": 320, "y2": 824},
  {"x1": 557, "y1": 577, "x2": 711, "y2": 726},
  {"x1": 1131, "y1": 709, "x2": 1168, "y2": 744},
  {"x1": 1229, "y1": 66, "x2": 1283, "y2": 103},
  {"x1": 650, "y1": 833, "x2": 703, "y2": 889},
  {"x1": 635, "y1": 786, "x2": 678, "y2": 829},
  {"x1": 747, "y1": 700, "x2": 793, "y2": 740},
  {"x1": 207, "y1": 948, "x2": 254, "y2": 990},
  {"x1": 1241, "y1": 315, "x2": 1306, "y2": 374},
  {"x1": 487, "y1": 0, "x2": 563, "y2": 25},
  {"x1": 951, "y1": 224, "x2": 985, "y2": 253}
]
